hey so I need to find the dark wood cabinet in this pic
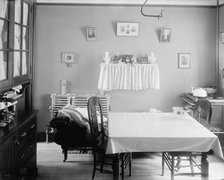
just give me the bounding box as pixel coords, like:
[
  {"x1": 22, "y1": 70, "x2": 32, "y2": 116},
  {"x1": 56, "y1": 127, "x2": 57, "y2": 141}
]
[
  {"x1": 14, "y1": 114, "x2": 37, "y2": 174},
  {"x1": 0, "y1": 134, "x2": 15, "y2": 177},
  {"x1": 0, "y1": 1, "x2": 37, "y2": 178},
  {"x1": 0, "y1": 111, "x2": 38, "y2": 179}
]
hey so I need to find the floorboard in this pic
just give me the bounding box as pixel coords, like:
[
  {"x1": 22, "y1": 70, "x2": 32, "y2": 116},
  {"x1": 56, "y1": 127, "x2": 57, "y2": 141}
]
[{"x1": 35, "y1": 142, "x2": 224, "y2": 180}]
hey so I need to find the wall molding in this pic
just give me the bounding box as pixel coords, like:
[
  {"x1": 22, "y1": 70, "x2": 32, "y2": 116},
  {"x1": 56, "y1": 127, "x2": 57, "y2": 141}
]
[{"x1": 36, "y1": 0, "x2": 221, "y2": 6}]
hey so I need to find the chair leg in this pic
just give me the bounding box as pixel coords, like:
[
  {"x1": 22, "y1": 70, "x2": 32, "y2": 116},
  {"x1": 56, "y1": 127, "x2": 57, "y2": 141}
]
[
  {"x1": 162, "y1": 153, "x2": 165, "y2": 176},
  {"x1": 92, "y1": 152, "x2": 97, "y2": 180},
  {"x1": 121, "y1": 153, "x2": 125, "y2": 180},
  {"x1": 189, "y1": 156, "x2": 194, "y2": 176},
  {"x1": 100, "y1": 155, "x2": 105, "y2": 173},
  {"x1": 175, "y1": 156, "x2": 181, "y2": 172},
  {"x1": 128, "y1": 153, "x2": 132, "y2": 176},
  {"x1": 171, "y1": 156, "x2": 174, "y2": 180},
  {"x1": 63, "y1": 148, "x2": 67, "y2": 162}
]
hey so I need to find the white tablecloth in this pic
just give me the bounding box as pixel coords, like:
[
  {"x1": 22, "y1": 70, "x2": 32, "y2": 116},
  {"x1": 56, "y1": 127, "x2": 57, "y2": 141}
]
[
  {"x1": 106, "y1": 112, "x2": 223, "y2": 159},
  {"x1": 98, "y1": 63, "x2": 160, "y2": 91}
]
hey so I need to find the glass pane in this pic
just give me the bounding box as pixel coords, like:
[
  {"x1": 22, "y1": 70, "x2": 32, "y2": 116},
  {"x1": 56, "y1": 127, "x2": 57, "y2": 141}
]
[
  {"x1": 13, "y1": 52, "x2": 21, "y2": 77},
  {"x1": 23, "y1": 2, "x2": 29, "y2": 26},
  {"x1": 14, "y1": 24, "x2": 21, "y2": 50},
  {"x1": 22, "y1": 52, "x2": 28, "y2": 75},
  {"x1": 0, "y1": 0, "x2": 9, "y2": 19},
  {"x1": 14, "y1": 0, "x2": 21, "y2": 23},
  {"x1": 0, "y1": 20, "x2": 9, "y2": 50},
  {"x1": 0, "y1": 51, "x2": 8, "y2": 81},
  {"x1": 22, "y1": 27, "x2": 28, "y2": 50}
]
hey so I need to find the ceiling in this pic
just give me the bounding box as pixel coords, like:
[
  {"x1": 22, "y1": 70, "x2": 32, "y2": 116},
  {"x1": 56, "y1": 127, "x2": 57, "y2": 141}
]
[{"x1": 36, "y1": 0, "x2": 224, "y2": 6}]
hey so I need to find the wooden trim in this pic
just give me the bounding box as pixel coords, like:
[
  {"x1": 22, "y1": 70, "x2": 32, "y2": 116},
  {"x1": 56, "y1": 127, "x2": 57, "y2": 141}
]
[
  {"x1": 35, "y1": 0, "x2": 220, "y2": 6},
  {"x1": 216, "y1": 0, "x2": 220, "y2": 93}
]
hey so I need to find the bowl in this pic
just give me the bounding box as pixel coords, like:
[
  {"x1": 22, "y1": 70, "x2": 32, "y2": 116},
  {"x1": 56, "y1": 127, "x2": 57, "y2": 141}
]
[{"x1": 203, "y1": 87, "x2": 217, "y2": 94}]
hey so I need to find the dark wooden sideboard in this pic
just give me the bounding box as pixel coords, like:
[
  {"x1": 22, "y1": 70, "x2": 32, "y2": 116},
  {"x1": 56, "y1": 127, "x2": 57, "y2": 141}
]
[
  {"x1": 0, "y1": 1, "x2": 36, "y2": 178},
  {"x1": 0, "y1": 110, "x2": 38, "y2": 179}
]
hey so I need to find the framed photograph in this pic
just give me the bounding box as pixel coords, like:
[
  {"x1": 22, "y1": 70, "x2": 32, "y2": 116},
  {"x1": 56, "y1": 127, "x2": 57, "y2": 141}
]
[
  {"x1": 87, "y1": 27, "x2": 97, "y2": 41},
  {"x1": 61, "y1": 52, "x2": 75, "y2": 64},
  {"x1": 160, "y1": 28, "x2": 171, "y2": 42},
  {"x1": 221, "y1": 31, "x2": 224, "y2": 44},
  {"x1": 178, "y1": 53, "x2": 191, "y2": 69},
  {"x1": 117, "y1": 22, "x2": 139, "y2": 37}
]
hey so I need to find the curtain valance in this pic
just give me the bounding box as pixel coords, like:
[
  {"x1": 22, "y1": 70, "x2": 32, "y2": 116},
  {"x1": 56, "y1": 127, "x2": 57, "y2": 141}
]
[{"x1": 98, "y1": 63, "x2": 160, "y2": 91}]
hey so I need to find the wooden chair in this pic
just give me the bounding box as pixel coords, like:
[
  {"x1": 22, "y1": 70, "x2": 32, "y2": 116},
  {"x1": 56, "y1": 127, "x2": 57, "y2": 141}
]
[
  {"x1": 87, "y1": 96, "x2": 131, "y2": 180},
  {"x1": 195, "y1": 99, "x2": 224, "y2": 155},
  {"x1": 196, "y1": 99, "x2": 224, "y2": 134},
  {"x1": 162, "y1": 99, "x2": 223, "y2": 180},
  {"x1": 162, "y1": 103, "x2": 204, "y2": 179},
  {"x1": 162, "y1": 152, "x2": 201, "y2": 180}
]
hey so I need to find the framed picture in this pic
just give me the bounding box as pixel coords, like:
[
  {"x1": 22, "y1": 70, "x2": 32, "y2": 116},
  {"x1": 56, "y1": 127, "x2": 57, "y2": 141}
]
[
  {"x1": 160, "y1": 28, "x2": 171, "y2": 42},
  {"x1": 117, "y1": 22, "x2": 139, "y2": 37},
  {"x1": 61, "y1": 52, "x2": 75, "y2": 64},
  {"x1": 87, "y1": 27, "x2": 97, "y2": 41},
  {"x1": 221, "y1": 31, "x2": 224, "y2": 44},
  {"x1": 178, "y1": 53, "x2": 191, "y2": 69}
]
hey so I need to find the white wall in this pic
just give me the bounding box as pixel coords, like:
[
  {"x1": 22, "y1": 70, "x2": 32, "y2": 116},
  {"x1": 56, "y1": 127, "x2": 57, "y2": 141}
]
[{"x1": 34, "y1": 5, "x2": 217, "y2": 132}]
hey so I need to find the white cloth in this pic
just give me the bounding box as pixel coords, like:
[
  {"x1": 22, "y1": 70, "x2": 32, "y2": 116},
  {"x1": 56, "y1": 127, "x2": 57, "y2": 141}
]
[
  {"x1": 0, "y1": 0, "x2": 8, "y2": 18},
  {"x1": 98, "y1": 63, "x2": 160, "y2": 91},
  {"x1": 106, "y1": 112, "x2": 223, "y2": 159}
]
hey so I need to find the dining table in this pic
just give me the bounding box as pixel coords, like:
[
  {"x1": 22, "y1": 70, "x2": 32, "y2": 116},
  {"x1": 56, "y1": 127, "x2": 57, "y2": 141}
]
[{"x1": 105, "y1": 112, "x2": 223, "y2": 180}]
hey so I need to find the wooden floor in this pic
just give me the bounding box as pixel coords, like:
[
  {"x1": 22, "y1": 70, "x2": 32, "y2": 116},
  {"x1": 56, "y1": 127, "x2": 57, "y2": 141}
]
[{"x1": 35, "y1": 142, "x2": 224, "y2": 180}]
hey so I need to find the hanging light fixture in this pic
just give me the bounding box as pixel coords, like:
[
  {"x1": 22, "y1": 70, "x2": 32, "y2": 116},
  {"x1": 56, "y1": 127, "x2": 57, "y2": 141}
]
[{"x1": 141, "y1": 0, "x2": 163, "y2": 19}]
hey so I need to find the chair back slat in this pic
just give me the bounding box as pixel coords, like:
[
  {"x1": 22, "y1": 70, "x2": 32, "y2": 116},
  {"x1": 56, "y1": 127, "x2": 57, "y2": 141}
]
[
  {"x1": 96, "y1": 94, "x2": 110, "y2": 118},
  {"x1": 87, "y1": 96, "x2": 105, "y2": 144},
  {"x1": 72, "y1": 94, "x2": 110, "y2": 118}
]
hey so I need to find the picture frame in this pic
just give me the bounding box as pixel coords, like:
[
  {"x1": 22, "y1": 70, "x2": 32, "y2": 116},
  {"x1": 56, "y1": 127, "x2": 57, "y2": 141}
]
[
  {"x1": 178, "y1": 53, "x2": 191, "y2": 69},
  {"x1": 116, "y1": 22, "x2": 139, "y2": 37},
  {"x1": 87, "y1": 27, "x2": 97, "y2": 41},
  {"x1": 61, "y1": 52, "x2": 75, "y2": 64},
  {"x1": 221, "y1": 31, "x2": 224, "y2": 44},
  {"x1": 160, "y1": 28, "x2": 171, "y2": 42},
  {"x1": 120, "y1": 55, "x2": 134, "y2": 63}
]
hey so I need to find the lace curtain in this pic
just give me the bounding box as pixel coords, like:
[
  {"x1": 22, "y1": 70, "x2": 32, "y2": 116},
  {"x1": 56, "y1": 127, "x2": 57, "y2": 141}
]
[
  {"x1": 0, "y1": 0, "x2": 8, "y2": 81},
  {"x1": 22, "y1": 3, "x2": 28, "y2": 75},
  {"x1": 14, "y1": 25, "x2": 21, "y2": 77}
]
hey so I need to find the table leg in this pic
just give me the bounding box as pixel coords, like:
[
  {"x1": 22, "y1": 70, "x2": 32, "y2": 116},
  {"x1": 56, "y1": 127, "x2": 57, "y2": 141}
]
[
  {"x1": 112, "y1": 153, "x2": 120, "y2": 180},
  {"x1": 201, "y1": 153, "x2": 209, "y2": 180}
]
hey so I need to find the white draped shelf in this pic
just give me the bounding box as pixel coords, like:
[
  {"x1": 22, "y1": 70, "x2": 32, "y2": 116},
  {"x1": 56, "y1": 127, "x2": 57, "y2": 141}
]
[{"x1": 98, "y1": 63, "x2": 160, "y2": 91}]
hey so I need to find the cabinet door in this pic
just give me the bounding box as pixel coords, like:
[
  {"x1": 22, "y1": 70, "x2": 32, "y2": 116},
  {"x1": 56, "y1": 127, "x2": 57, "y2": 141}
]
[
  {"x1": 14, "y1": 116, "x2": 37, "y2": 175},
  {"x1": 0, "y1": 135, "x2": 15, "y2": 177},
  {"x1": 12, "y1": 0, "x2": 33, "y2": 85},
  {"x1": 0, "y1": 0, "x2": 12, "y2": 90},
  {"x1": 0, "y1": 0, "x2": 33, "y2": 90}
]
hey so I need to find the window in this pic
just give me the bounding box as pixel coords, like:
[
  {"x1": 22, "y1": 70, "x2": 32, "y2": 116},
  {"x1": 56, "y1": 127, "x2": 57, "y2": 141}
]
[
  {"x1": 0, "y1": 0, "x2": 33, "y2": 89},
  {"x1": 0, "y1": 0, "x2": 9, "y2": 81},
  {"x1": 13, "y1": 0, "x2": 30, "y2": 77}
]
